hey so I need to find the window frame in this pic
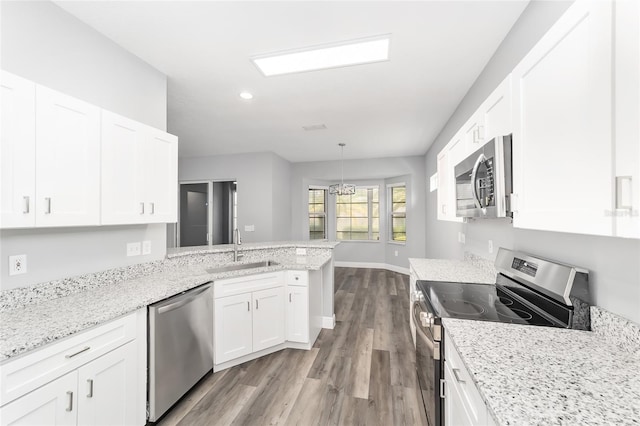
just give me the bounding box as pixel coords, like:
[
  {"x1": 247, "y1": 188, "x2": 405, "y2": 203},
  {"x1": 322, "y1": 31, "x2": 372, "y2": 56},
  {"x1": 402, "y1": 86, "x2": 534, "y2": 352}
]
[
  {"x1": 334, "y1": 185, "x2": 380, "y2": 242},
  {"x1": 308, "y1": 186, "x2": 328, "y2": 240},
  {"x1": 388, "y1": 182, "x2": 407, "y2": 244}
]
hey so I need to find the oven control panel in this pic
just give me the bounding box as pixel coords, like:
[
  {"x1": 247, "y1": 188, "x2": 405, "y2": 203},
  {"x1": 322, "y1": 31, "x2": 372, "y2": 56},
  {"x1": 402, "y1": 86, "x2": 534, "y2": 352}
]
[{"x1": 511, "y1": 257, "x2": 538, "y2": 277}]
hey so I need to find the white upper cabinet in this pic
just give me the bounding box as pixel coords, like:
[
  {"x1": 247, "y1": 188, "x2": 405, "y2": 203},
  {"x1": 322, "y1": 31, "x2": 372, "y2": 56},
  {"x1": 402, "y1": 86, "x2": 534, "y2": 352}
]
[
  {"x1": 482, "y1": 75, "x2": 512, "y2": 142},
  {"x1": 614, "y1": 0, "x2": 640, "y2": 238},
  {"x1": 101, "y1": 112, "x2": 178, "y2": 224},
  {"x1": 512, "y1": 0, "x2": 613, "y2": 236},
  {"x1": 144, "y1": 129, "x2": 178, "y2": 223},
  {"x1": 101, "y1": 111, "x2": 147, "y2": 225},
  {"x1": 0, "y1": 70, "x2": 178, "y2": 229},
  {"x1": 35, "y1": 86, "x2": 101, "y2": 227},
  {"x1": 437, "y1": 130, "x2": 465, "y2": 222},
  {"x1": 0, "y1": 71, "x2": 36, "y2": 229}
]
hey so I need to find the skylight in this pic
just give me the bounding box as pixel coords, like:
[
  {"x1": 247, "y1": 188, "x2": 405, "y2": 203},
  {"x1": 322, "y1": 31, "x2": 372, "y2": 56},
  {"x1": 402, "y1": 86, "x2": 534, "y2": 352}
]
[{"x1": 251, "y1": 35, "x2": 391, "y2": 77}]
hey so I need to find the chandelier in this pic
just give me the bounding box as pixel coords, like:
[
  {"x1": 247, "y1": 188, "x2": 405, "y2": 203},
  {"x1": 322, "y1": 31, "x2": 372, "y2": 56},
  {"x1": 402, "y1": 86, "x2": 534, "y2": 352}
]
[{"x1": 329, "y1": 143, "x2": 356, "y2": 196}]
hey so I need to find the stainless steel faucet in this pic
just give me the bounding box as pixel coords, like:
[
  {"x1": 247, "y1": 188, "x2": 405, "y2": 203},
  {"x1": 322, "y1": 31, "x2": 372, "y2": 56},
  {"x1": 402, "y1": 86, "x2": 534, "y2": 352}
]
[{"x1": 233, "y1": 228, "x2": 243, "y2": 261}]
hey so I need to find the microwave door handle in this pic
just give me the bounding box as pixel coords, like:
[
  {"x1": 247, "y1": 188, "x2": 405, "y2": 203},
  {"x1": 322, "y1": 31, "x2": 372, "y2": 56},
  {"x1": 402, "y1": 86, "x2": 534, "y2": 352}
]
[{"x1": 470, "y1": 153, "x2": 486, "y2": 210}]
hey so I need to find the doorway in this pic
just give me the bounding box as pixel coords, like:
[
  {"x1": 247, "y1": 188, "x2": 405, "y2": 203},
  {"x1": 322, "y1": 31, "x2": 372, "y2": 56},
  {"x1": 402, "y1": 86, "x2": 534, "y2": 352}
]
[{"x1": 178, "y1": 181, "x2": 237, "y2": 247}]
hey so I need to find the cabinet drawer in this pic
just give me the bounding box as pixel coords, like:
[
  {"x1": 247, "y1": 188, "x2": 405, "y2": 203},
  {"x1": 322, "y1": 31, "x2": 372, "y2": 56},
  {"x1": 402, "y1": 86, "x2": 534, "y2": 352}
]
[
  {"x1": 1, "y1": 313, "x2": 137, "y2": 407},
  {"x1": 285, "y1": 270, "x2": 308, "y2": 287},
  {"x1": 445, "y1": 339, "x2": 486, "y2": 425},
  {"x1": 214, "y1": 272, "x2": 284, "y2": 299}
]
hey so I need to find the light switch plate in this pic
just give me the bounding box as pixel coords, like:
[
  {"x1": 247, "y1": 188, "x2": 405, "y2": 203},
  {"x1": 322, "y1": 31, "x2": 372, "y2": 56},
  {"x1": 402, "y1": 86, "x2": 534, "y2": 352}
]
[
  {"x1": 9, "y1": 255, "x2": 27, "y2": 276},
  {"x1": 244, "y1": 225, "x2": 255, "y2": 232},
  {"x1": 142, "y1": 240, "x2": 152, "y2": 255}
]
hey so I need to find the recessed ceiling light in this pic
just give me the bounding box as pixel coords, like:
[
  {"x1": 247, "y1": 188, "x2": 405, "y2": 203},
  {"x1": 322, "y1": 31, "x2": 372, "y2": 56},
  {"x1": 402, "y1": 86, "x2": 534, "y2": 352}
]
[
  {"x1": 251, "y1": 34, "x2": 391, "y2": 77},
  {"x1": 239, "y1": 91, "x2": 253, "y2": 100}
]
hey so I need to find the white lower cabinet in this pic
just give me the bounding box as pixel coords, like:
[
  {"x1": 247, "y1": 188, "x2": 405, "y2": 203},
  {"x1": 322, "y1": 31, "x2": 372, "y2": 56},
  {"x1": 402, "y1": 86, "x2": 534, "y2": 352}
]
[
  {"x1": 1, "y1": 371, "x2": 78, "y2": 426},
  {"x1": 0, "y1": 311, "x2": 146, "y2": 426},
  {"x1": 285, "y1": 271, "x2": 310, "y2": 343},
  {"x1": 252, "y1": 287, "x2": 285, "y2": 352},
  {"x1": 214, "y1": 293, "x2": 253, "y2": 364},
  {"x1": 76, "y1": 342, "x2": 138, "y2": 426},
  {"x1": 444, "y1": 329, "x2": 493, "y2": 426},
  {"x1": 213, "y1": 273, "x2": 285, "y2": 365}
]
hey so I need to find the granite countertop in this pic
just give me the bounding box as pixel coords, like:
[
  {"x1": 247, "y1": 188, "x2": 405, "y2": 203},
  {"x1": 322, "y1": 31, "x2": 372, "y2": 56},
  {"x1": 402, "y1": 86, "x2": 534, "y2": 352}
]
[
  {"x1": 0, "y1": 245, "x2": 335, "y2": 363},
  {"x1": 443, "y1": 312, "x2": 640, "y2": 425},
  {"x1": 409, "y1": 253, "x2": 497, "y2": 284},
  {"x1": 167, "y1": 240, "x2": 339, "y2": 258}
]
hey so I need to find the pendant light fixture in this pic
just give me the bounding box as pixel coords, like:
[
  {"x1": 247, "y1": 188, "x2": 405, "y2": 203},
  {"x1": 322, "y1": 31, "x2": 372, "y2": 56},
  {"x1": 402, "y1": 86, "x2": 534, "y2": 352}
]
[{"x1": 329, "y1": 143, "x2": 356, "y2": 196}]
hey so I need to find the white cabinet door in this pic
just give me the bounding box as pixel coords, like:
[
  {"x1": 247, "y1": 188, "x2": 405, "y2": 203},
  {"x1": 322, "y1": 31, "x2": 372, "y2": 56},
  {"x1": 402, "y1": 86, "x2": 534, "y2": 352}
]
[
  {"x1": 614, "y1": 0, "x2": 640, "y2": 238},
  {"x1": 482, "y1": 75, "x2": 512, "y2": 142},
  {"x1": 463, "y1": 111, "x2": 484, "y2": 151},
  {"x1": 35, "y1": 86, "x2": 100, "y2": 227},
  {"x1": 286, "y1": 285, "x2": 309, "y2": 343},
  {"x1": 436, "y1": 131, "x2": 465, "y2": 223},
  {"x1": 214, "y1": 293, "x2": 253, "y2": 364},
  {"x1": 0, "y1": 71, "x2": 36, "y2": 229},
  {"x1": 76, "y1": 342, "x2": 138, "y2": 426},
  {"x1": 100, "y1": 111, "x2": 146, "y2": 225},
  {"x1": 144, "y1": 129, "x2": 178, "y2": 223},
  {"x1": 512, "y1": 1, "x2": 613, "y2": 236},
  {"x1": 1, "y1": 371, "x2": 77, "y2": 426},
  {"x1": 252, "y1": 287, "x2": 285, "y2": 352},
  {"x1": 444, "y1": 362, "x2": 474, "y2": 426}
]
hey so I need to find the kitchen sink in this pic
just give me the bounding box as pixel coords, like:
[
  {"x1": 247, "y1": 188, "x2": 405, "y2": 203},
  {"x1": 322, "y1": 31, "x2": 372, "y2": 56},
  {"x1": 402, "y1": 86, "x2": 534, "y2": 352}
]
[{"x1": 206, "y1": 260, "x2": 279, "y2": 274}]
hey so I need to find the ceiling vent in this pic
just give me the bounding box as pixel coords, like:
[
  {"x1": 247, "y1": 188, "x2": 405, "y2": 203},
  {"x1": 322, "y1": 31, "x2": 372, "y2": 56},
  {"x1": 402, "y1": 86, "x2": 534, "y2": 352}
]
[{"x1": 302, "y1": 124, "x2": 327, "y2": 131}]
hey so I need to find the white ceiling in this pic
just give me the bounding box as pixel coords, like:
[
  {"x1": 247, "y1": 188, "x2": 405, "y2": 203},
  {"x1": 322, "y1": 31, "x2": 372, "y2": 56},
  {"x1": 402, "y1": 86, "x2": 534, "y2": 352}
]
[{"x1": 54, "y1": 1, "x2": 528, "y2": 162}]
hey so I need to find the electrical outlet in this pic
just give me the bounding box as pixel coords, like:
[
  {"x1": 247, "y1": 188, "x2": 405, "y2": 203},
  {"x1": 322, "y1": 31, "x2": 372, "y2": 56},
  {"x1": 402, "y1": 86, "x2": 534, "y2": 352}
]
[
  {"x1": 394, "y1": 250, "x2": 398, "y2": 257},
  {"x1": 488, "y1": 240, "x2": 494, "y2": 254},
  {"x1": 9, "y1": 255, "x2": 27, "y2": 276},
  {"x1": 142, "y1": 240, "x2": 152, "y2": 255},
  {"x1": 458, "y1": 232, "x2": 466, "y2": 244},
  {"x1": 296, "y1": 248, "x2": 307, "y2": 256},
  {"x1": 244, "y1": 225, "x2": 255, "y2": 232},
  {"x1": 127, "y1": 242, "x2": 141, "y2": 257}
]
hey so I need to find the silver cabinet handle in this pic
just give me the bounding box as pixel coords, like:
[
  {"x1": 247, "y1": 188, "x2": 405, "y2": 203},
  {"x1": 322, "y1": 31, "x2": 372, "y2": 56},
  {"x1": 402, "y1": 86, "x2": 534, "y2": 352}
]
[
  {"x1": 452, "y1": 368, "x2": 466, "y2": 383},
  {"x1": 23, "y1": 196, "x2": 30, "y2": 214},
  {"x1": 66, "y1": 391, "x2": 73, "y2": 412},
  {"x1": 87, "y1": 379, "x2": 93, "y2": 398},
  {"x1": 140, "y1": 202, "x2": 145, "y2": 215},
  {"x1": 150, "y1": 202, "x2": 155, "y2": 215},
  {"x1": 45, "y1": 197, "x2": 51, "y2": 214},
  {"x1": 65, "y1": 346, "x2": 90, "y2": 359},
  {"x1": 289, "y1": 293, "x2": 292, "y2": 303},
  {"x1": 256, "y1": 300, "x2": 259, "y2": 310},
  {"x1": 247, "y1": 301, "x2": 250, "y2": 311}
]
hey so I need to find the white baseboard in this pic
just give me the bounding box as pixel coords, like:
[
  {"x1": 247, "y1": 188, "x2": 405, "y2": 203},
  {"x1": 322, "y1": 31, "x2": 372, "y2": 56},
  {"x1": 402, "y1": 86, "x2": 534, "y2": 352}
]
[
  {"x1": 321, "y1": 315, "x2": 336, "y2": 329},
  {"x1": 334, "y1": 261, "x2": 409, "y2": 276}
]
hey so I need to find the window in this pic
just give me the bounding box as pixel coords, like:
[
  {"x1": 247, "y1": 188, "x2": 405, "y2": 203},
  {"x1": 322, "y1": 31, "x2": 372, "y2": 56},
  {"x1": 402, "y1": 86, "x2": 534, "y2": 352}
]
[
  {"x1": 309, "y1": 188, "x2": 327, "y2": 240},
  {"x1": 390, "y1": 185, "x2": 406, "y2": 242},
  {"x1": 336, "y1": 187, "x2": 379, "y2": 241}
]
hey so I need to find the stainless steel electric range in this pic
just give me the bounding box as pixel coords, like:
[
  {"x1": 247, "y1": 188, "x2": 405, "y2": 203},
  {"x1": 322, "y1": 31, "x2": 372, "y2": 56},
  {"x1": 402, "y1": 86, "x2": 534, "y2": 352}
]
[{"x1": 412, "y1": 248, "x2": 591, "y2": 426}]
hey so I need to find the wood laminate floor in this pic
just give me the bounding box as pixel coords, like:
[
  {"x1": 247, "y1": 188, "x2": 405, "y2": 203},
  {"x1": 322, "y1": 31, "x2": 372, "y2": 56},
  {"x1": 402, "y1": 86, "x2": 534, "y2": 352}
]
[{"x1": 157, "y1": 267, "x2": 426, "y2": 426}]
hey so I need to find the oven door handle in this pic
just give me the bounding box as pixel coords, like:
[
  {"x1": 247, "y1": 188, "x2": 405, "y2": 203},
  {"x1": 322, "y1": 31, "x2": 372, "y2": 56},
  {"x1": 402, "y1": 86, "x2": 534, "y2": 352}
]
[
  {"x1": 470, "y1": 153, "x2": 486, "y2": 210},
  {"x1": 413, "y1": 301, "x2": 440, "y2": 360}
]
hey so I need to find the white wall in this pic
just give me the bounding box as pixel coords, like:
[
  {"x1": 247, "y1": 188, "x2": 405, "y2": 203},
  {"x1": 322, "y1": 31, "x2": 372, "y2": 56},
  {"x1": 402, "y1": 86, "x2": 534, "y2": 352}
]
[
  {"x1": 0, "y1": 1, "x2": 169, "y2": 290},
  {"x1": 424, "y1": 0, "x2": 640, "y2": 324},
  {"x1": 178, "y1": 152, "x2": 292, "y2": 243},
  {"x1": 291, "y1": 156, "x2": 426, "y2": 268}
]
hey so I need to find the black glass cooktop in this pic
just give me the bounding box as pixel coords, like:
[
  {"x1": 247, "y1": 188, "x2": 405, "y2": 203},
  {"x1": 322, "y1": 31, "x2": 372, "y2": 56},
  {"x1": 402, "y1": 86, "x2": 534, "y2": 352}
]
[{"x1": 416, "y1": 280, "x2": 562, "y2": 327}]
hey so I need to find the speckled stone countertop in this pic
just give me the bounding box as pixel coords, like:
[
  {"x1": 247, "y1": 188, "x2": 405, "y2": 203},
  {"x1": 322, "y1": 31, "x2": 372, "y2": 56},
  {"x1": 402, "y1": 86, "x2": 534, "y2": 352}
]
[
  {"x1": 443, "y1": 308, "x2": 640, "y2": 425},
  {"x1": 0, "y1": 242, "x2": 336, "y2": 363},
  {"x1": 408, "y1": 252, "x2": 497, "y2": 284},
  {"x1": 167, "y1": 240, "x2": 340, "y2": 258}
]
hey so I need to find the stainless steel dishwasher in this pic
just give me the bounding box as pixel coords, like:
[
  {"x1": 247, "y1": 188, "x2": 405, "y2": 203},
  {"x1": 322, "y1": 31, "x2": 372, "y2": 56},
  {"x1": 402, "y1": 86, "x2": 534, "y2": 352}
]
[{"x1": 148, "y1": 283, "x2": 213, "y2": 422}]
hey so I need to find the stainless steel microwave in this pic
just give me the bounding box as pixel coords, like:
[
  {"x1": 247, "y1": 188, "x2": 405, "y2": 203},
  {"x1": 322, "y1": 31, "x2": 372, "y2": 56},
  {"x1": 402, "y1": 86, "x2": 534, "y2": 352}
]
[{"x1": 454, "y1": 134, "x2": 513, "y2": 219}]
